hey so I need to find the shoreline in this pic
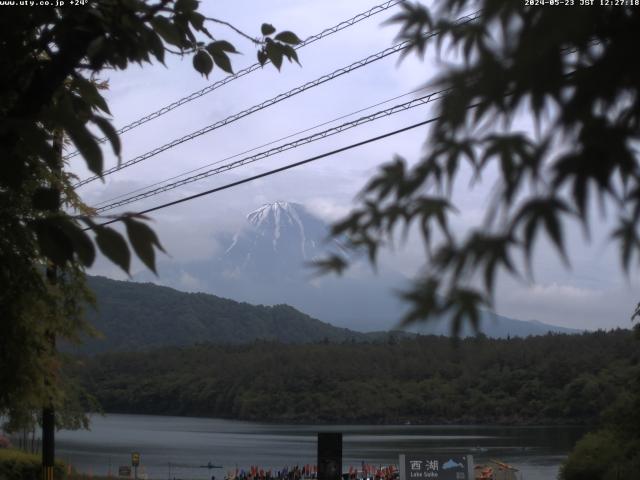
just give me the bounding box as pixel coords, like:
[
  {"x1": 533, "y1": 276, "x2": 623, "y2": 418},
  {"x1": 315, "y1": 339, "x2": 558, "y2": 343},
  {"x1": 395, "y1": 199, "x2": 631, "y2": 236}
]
[{"x1": 77, "y1": 411, "x2": 593, "y2": 429}]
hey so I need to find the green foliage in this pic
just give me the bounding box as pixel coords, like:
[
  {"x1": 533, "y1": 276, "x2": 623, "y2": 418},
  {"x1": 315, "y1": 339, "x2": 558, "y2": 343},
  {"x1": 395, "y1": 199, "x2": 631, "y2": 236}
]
[
  {"x1": 323, "y1": 1, "x2": 640, "y2": 332},
  {"x1": 68, "y1": 329, "x2": 639, "y2": 425},
  {"x1": 0, "y1": 449, "x2": 65, "y2": 480},
  {"x1": 0, "y1": 265, "x2": 96, "y2": 430},
  {"x1": 257, "y1": 24, "x2": 301, "y2": 69},
  {"x1": 261, "y1": 23, "x2": 276, "y2": 36},
  {"x1": 0, "y1": 448, "x2": 111, "y2": 480},
  {"x1": 193, "y1": 49, "x2": 214, "y2": 77},
  {"x1": 561, "y1": 422, "x2": 640, "y2": 480},
  {"x1": 561, "y1": 329, "x2": 640, "y2": 479},
  {"x1": 0, "y1": 0, "x2": 301, "y2": 426},
  {"x1": 560, "y1": 431, "x2": 623, "y2": 480},
  {"x1": 205, "y1": 41, "x2": 237, "y2": 74}
]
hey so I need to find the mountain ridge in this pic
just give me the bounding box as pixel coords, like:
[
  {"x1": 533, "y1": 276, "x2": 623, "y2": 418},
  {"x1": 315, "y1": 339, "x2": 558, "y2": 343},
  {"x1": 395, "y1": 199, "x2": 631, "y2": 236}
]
[
  {"x1": 75, "y1": 275, "x2": 367, "y2": 354},
  {"x1": 75, "y1": 274, "x2": 579, "y2": 355}
]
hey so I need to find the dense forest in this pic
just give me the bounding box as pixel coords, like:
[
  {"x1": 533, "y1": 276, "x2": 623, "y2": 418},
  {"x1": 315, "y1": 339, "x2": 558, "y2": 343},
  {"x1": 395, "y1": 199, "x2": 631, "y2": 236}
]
[{"x1": 70, "y1": 329, "x2": 639, "y2": 425}]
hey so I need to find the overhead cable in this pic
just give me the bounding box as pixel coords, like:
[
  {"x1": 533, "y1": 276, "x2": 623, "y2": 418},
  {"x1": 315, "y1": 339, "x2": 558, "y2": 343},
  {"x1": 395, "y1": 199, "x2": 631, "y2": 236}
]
[
  {"x1": 92, "y1": 115, "x2": 445, "y2": 228},
  {"x1": 95, "y1": 88, "x2": 449, "y2": 213},
  {"x1": 93, "y1": 85, "x2": 431, "y2": 208},
  {"x1": 74, "y1": 10, "x2": 481, "y2": 188},
  {"x1": 64, "y1": 0, "x2": 406, "y2": 160}
]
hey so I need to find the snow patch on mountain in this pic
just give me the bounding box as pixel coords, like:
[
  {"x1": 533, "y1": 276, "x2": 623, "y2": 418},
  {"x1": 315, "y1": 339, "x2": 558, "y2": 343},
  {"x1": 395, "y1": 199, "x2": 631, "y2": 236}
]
[
  {"x1": 288, "y1": 204, "x2": 308, "y2": 258},
  {"x1": 225, "y1": 233, "x2": 239, "y2": 254},
  {"x1": 244, "y1": 201, "x2": 326, "y2": 260}
]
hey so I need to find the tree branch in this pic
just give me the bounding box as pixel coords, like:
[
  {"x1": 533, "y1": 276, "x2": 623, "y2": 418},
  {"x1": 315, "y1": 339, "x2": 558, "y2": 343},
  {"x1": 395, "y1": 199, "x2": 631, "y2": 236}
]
[
  {"x1": 205, "y1": 17, "x2": 261, "y2": 45},
  {"x1": 164, "y1": 46, "x2": 195, "y2": 56}
]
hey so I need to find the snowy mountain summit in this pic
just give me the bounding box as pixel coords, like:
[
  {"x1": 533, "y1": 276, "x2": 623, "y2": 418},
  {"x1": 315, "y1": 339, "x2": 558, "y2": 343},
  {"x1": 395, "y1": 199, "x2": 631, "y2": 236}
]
[
  {"x1": 214, "y1": 201, "x2": 350, "y2": 284},
  {"x1": 246, "y1": 201, "x2": 302, "y2": 229},
  {"x1": 227, "y1": 201, "x2": 338, "y2": 262}
]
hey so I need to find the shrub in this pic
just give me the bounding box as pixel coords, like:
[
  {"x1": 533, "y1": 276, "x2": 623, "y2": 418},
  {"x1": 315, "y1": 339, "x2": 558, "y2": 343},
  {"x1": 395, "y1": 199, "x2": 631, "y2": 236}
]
[{"x1": 0, "y1": 449, "x2": 64, "y2": 480}]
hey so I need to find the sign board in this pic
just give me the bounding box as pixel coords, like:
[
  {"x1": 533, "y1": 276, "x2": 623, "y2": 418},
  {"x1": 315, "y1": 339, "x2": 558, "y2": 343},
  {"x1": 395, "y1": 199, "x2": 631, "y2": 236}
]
[
  {"x1": 118, "y1": 466, "x2": 131, "y2": 477},
  {"x1": 399, "y1": 454, "x2": 473, "y2": 480},
  {"x1": 131, "y1": 452, "x2": 140, "y2": 467}
]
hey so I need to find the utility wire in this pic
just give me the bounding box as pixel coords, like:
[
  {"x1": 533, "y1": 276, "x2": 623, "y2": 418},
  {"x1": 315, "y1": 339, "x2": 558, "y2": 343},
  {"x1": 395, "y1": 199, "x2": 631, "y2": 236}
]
[
  {"x1": 64, "y1": 0, "x2": 406, "y2": 160},
  {"x1": 74, "y1": 10, "x2": 481, "y2": 188},
  {"x1": 93, "y1": 85, "x2": 431, "y2": 208},
  {"x1": 95, "y1": 88, "x2": 449, "y2": 213},
  {"x1": 92, "y1": 115, "x2": 443, "y2": 228},
  {"x1": 96, "y1": 90, "x2": 448, "y2": 213}
]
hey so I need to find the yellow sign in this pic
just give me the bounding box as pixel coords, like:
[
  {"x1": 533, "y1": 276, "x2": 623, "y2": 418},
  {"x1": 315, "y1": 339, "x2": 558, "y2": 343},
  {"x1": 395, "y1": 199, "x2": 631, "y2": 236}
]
[{"x1": 132, "y1": 452, "x2": 140, "y2": 467}]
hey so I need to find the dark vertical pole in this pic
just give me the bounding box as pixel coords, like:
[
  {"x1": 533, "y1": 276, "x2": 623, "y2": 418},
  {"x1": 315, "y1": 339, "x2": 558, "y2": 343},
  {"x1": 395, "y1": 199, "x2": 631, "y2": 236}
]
[
  {"x1": 42, "y1": 265, "x2": 56, "y2": 480},
  {"x1": 317, "y1": 433, "x2": 342, "y2": 480},
  {"x1": 42, "y1": 130, "x2": 62, "y2": 480},
  {"x1": 42, "y1": 401, "x2": 55, "y2": 480}
]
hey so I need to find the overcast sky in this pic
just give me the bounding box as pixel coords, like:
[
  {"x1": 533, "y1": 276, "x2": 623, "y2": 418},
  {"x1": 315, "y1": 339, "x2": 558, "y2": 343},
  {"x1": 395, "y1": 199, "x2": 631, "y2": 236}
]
[{"x1": 70, "y1": 0, "x2": 639, "y2": 332}]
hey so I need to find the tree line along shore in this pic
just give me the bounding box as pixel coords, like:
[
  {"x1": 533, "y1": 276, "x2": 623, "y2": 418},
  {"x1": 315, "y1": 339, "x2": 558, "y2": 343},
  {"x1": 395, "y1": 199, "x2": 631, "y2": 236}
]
[{"x1": 69, "y1": 329, "x2": 639, "y2": 425}]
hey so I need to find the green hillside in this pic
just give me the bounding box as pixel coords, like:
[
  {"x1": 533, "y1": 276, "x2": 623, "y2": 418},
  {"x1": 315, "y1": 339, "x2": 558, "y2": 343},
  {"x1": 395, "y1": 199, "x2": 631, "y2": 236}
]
[
  {"x1": 70, "y1": 329, "x2": 639, "y2": 425},
  {"x1": 75, "y1": 276, "x2": 365, "y2": 354}
]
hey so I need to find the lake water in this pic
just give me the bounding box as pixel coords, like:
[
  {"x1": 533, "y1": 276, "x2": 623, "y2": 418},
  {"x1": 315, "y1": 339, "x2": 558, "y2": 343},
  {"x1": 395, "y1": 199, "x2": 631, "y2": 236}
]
[{"x1": 56, "y1": 414, "x2": 586, "y2": 480}]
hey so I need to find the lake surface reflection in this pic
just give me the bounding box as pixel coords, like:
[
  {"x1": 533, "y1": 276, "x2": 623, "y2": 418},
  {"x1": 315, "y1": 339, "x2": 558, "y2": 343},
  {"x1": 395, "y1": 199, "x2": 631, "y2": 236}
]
[{"x1": 56, "y1": 414, "x2": 586, "y2": 480}]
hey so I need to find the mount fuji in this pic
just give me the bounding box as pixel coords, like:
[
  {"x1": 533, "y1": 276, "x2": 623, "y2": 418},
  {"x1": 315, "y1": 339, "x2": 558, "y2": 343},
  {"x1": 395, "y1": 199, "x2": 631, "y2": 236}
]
[
  {"x1": 137, "y1": 201, "x2": 410, "y2": 332},
  {"x1": 218, "y1": 201, "x2": 350, "y2": 282},
  {"x1": 136, "y1": 201, "x2": 578, "y2": 337}
]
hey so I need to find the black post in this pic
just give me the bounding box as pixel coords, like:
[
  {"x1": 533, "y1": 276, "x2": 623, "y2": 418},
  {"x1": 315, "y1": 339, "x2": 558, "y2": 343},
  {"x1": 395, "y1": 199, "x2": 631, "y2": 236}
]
[
  {"x1": 317, "y1": 433, "x2": 342, "y2": 480},
  {"x1": 42, "y1": 131, "x2": 62, "y2": 480},
  {"x1": 42, "y1": 405, "x2": 55, "y2": 480},
  {"x1": 42, "y1": 265, "x2": 57, "y2": 480}
]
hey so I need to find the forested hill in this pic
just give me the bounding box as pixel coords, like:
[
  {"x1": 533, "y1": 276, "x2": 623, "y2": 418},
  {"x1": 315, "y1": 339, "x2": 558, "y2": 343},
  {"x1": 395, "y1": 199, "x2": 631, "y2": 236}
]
[
  {"x1": 77, "y1": 276, "x2": 366, "y2": 354},
  {"x1": 70, "y1": 329, "x2": 639, "y2": 425},
  {"x1": 78, "y1": 276, "x2": 577, "y2": 354}
]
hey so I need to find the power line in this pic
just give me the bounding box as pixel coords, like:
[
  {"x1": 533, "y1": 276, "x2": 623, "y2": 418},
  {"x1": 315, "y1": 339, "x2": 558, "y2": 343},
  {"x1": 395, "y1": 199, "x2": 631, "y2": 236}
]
[
  {"x1": 95, "y1": 88, "x2": 449, "y2": 213},
  {"x1": 93, "y1": 85, "x2": 431, "y2": 208},
  {"x1": 92, "y1": 115, "x2": 443, "y2": 228},
  {"x1": 74, "y1": 10, "x2": 481, "y2": 188},
  {"x1": 64, "y1": 0, "x2": 406, "y2": 160}
]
